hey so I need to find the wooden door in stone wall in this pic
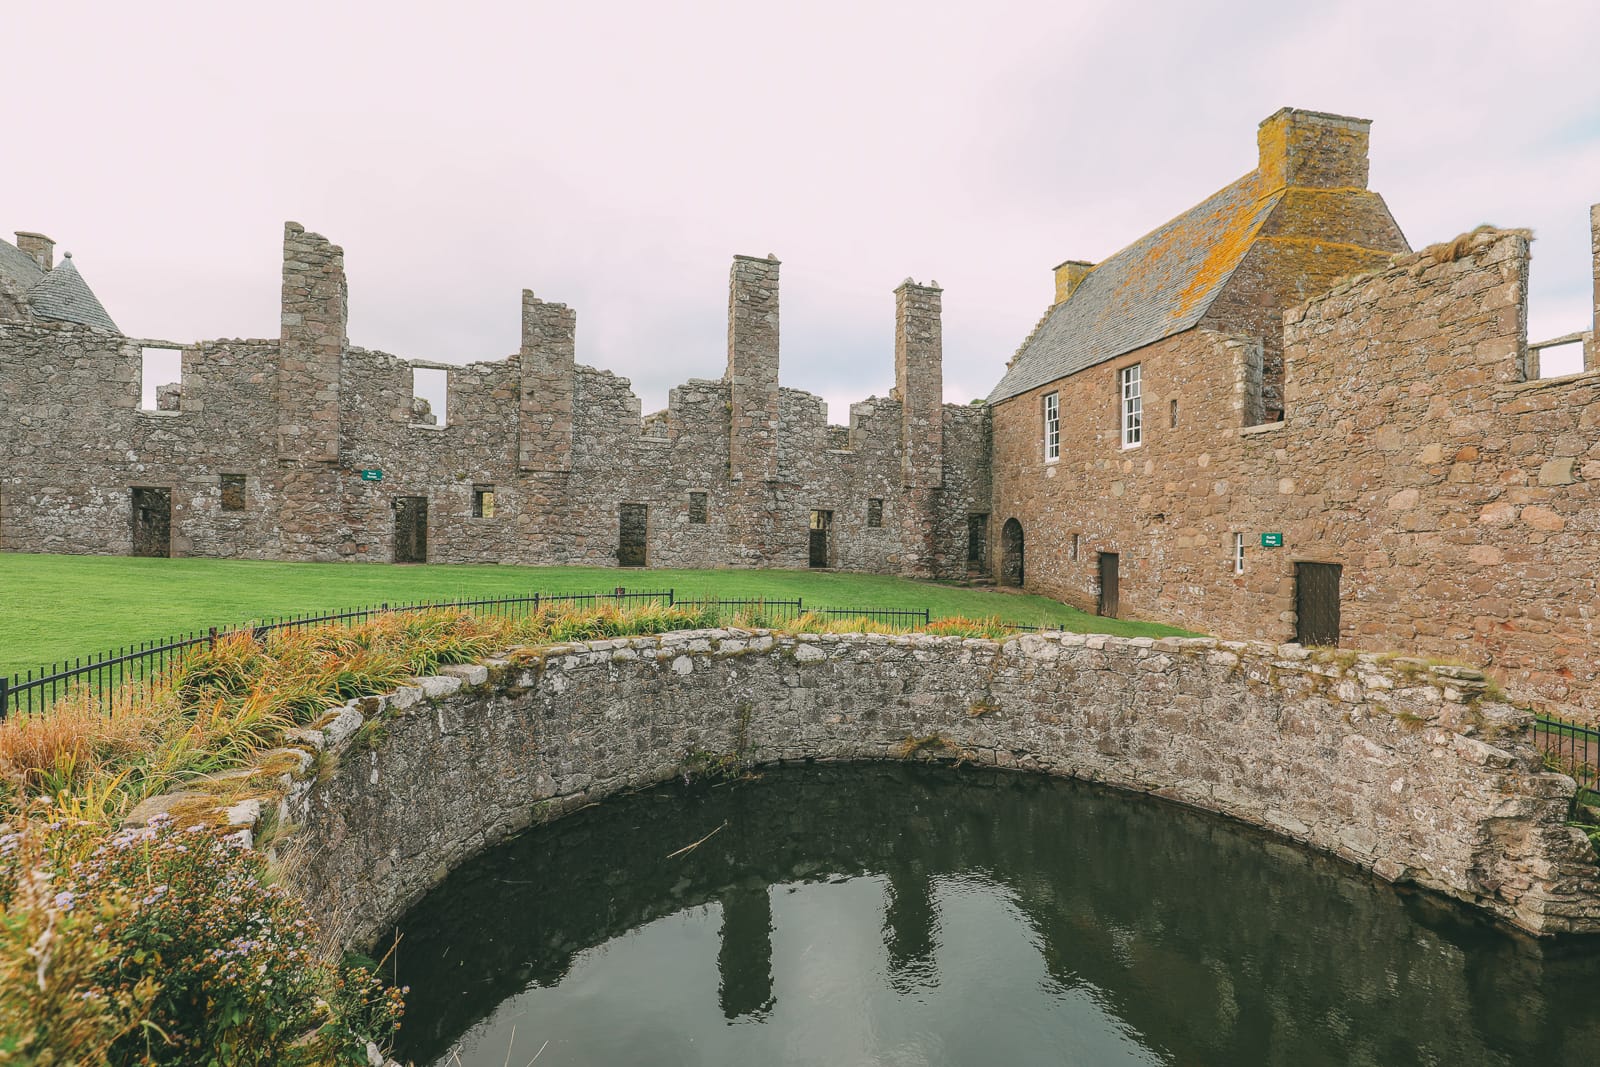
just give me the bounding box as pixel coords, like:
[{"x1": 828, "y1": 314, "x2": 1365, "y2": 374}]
[
  {"x1": 1294, "y1": 562, "x2": 1342, "y2": 646},
  {"x1": 394, "y1": 497, "x2": 428, "y2": 563},
  {"x1": 131, "y1": 487, "x2": 171, "y2": 558},
  {"x1": 809, "y1": 510, "x2": 833, "y2": 568},
  {"x1": 1098, "y1": 552, "x2": 1120, "y2": 618},
  {"x1": 618, "y1": 504, "x2": 648, "y2": 567}
]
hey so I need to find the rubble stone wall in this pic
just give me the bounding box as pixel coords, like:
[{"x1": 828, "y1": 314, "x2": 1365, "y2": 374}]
[{"x1": 279, "y1": 629, "x2": 1600, "y2": 950}]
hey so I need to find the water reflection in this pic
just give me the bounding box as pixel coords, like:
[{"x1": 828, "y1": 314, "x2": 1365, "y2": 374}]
[{"x1": 389, "y1": 763, "x2": 1600, "y2": 1066}]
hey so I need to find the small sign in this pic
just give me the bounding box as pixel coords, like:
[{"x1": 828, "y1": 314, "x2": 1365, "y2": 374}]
[
  {"x1": 1261, "y1": 532, "x2": 1283, "y2": 548},
  {"x1": 359, "y1": 469, "x2": 383, "y2": 482}
]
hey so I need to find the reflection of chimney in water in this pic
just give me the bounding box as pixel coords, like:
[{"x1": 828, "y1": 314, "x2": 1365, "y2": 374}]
[
  {"x1": 717, "y1": 884, "x2": 775, "y2": 1019},
  {"x1": 883, "y1": 863, "x2": 939, "y2": 992}
]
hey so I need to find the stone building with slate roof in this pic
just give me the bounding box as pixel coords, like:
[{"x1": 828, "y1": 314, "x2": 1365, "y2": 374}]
[
  {"x1": 989, "y1": 107, "x2": 1600, "y2": 719},
  {"x1": 3, "y1": 106, "x2": 1600, "y2": 716}
]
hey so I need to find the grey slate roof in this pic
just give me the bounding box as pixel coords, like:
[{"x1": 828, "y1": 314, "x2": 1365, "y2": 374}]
[
  {"x1": 989, "y1": 172, "x2": 1284, "y2": 403},
  {"x1": 0, "y1": 237, "x2": 45, "y2": 293},
  {"x1": 25, "y1": 255, "x2": 119, "y2": 332}
]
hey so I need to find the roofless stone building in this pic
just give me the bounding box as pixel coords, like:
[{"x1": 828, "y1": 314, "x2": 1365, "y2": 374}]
[{"x1": 2, "y1": 107, "x2": 1598, "y2": 716}]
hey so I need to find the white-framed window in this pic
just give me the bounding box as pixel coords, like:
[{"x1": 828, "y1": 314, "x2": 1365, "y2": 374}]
[
  {"x1": 1233, "y1": 532, "x2": 1245, "y2": 575},
  {"x1": 1043, "y1": 392, "x2": 1060, "y2": 461},
  {"x1": 1120, "y1": 364, "x2": 1142, "y2": 448}
]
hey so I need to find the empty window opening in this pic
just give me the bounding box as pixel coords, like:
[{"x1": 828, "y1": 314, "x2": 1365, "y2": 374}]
[
  {"x1": 1120, "y1": 365, "x2": 1142, "y2": 448},
  {"x1": 1000, "y1": 519, "x2": 1024, "y2": 587},
  {"x1": 689, "y1": 492, "x2": 708, "y2": 524},
  {"x1": 472, "y1": 484, "x2": 495, "y2": 519},
  {"x1": 1170, "y1": 397, "x2": 1179, "y2": 429},
  {"x1": 220, "y1": 474, "x2": 246, "y2": 512},
  {"x1": 966, "y1": 513, "x2": 988, "y2": 568},
  {"x1": 140, "y1": 347, "x2": 183, "y2": 411},
  {"x1": 867, "y1": 498, "x2": 884, "y2": 528},
  {"x1": 1070, "y1": 533, "x2": 1080, "y2": 562},
  {"x1": 1232, "y1": 532, "x2": 1245, "y2": 575},
  {"x1": 393, "y1": 496, "x2": 428, "y2": 563},
  {"x1": 1527, "y1": 335, "x2": 1588, "y2": 380},
  {"x1": 809, "y1": 510, "x2": 833, "y2": 569},
  {"x1": 412, "y1": 366, "x2": 448, "y2": 426},
  {"x1": 1043, "y1": 392, "x2": 1060, "y2": 461}
]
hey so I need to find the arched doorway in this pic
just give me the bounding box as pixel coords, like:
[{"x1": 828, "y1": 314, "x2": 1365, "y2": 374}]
[{"x1": 1000, "y1": 518, "x2": 1024, "y2": 587}]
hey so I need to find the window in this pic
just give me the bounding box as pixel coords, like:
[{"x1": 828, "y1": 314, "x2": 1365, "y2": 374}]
[
  {"x1": 1070, "y1": 533, "x2": 1080, "y2": 562},
  {"x1": 867, "y1": 498, "x2": 883, "y2": 528},
  {"x1": 412, "y1": 366, "x2": 448, "y2": 427},
  {"x1": 140, "y1": 347, "x2": 183, "y2": 411},
  {"x1": 1233, "y1": 532, "x2": 1245, "y2": 575},
  {"x1": 220, "y1": 474, "x2": 245, "y2": 512},
  {"x1": 689, "y1": 491, "x2": 708, "y2": 524},
  {"x1": 1120, "y1": 364, "x2": 1142, "y2": 448},
  {"x1": 472, "y1": 485, "x2": 495, "y2": 519},
  {"x1": 1043, "y1": 392, "x2": 1060, "y2": 461},
  {"x1": 1170, "y1": 397, "x2": 1178, "y2": 429}
]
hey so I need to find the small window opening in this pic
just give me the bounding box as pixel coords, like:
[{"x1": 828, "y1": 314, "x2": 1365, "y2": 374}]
[
  {"x1": 867, "y1": 498, "x2": 883, "y2": 528},
  {"x1": 1120, "y1": 364, "x2": 1142, "y2": 448},
  {"x1": 1527, "y1": 336, "x2": 1587, "y2": 380},
  {"x1": 412, "y1": 367, "x2": 448, "y2": 427},
  {"x1": 220, "y1": 474, "x2": 246, "y2": 512},
  {"x1": 1070, "y1": 533, "x2": 1080, "y2": 562},
  {"x1": 472, "y1": 484, "x2": 495, "y2": 519},
  {"x1": 140, "y1": 347, "x2": 183, "y2": 411},
  {"x1": 1232, "y1": 532, "x2": 1245, "y2": 575},
  {"x1": 1043, "y1": 392, "x2": 1060, "y2": 461},
  {"x1": 689, "y1": 491, "x2": 708, "y2": 524},
  {"x1": 1169, "y1": 397, "x2": 1178, "y2": 429}
]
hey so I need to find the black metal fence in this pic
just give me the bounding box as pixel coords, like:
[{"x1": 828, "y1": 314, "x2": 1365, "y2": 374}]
[
  {"x1": 0, "y1": 590, "x2": 1002, "y2": 720},
  {"x1": 1535, "y1": 713, "x2": 1600, "y2": 794}
]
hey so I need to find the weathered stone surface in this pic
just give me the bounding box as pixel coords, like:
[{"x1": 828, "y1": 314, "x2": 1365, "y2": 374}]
[{"x1": 279, "y1": 630, "x2": 1600, "y2": 952}]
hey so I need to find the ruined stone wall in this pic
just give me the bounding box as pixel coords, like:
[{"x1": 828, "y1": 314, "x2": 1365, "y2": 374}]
[
  {"x1": 991, "y1": 227, "x2": 1600, "y2": 717},
  {"x1": 277, "y1": 629, "x2": 1600, "y2": 951}
]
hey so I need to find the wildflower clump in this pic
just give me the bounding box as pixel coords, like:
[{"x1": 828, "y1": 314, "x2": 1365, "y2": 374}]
[{"x1": 0, "y1": 809, "x2": 402, "y2": 1066}]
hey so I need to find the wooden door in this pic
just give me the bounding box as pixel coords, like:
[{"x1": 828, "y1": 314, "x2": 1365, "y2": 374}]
[
  {"x1": 394, "y1": 496, "x2": 428, "y2": 563},
  {"x1": 1098, "y1": 552, "x2": 1120, "y2": 618},
  {"x1": 618, "y1": 504, "x2": 648, "y2": 566},
  {"x1": 131, "y1": 487, "x2": 171, "y2": 558},
  {"x1": 1295, "y1": 562, "x2": 1342, "y2": 646}
]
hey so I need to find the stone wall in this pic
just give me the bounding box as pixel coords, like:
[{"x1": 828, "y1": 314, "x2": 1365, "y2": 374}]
[
  {"x1": 991, "y1": 222, "x2": 1600, "y2": 718},
  {"x1": 278, "y1": 629, "x2": 1600, "y2": 950},
  {"x1": 0, "y1": 225, "x2": 989, "y2": 578}
]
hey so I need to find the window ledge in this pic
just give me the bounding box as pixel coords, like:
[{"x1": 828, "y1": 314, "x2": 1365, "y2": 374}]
[
  {"x1": 138, "y1": 408, "x2": 182, "y2": 418},
  {"x1": 408, "y1": 423, "x2": 447, "y2": 431},
  {"x1": 1239, "y1": 421, "x2": 1285, "y2": 436}
]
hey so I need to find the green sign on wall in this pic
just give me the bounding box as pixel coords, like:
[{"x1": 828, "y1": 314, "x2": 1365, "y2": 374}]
[
  {"x1": 1261, "y1": 532, "x2": 1283, "y2": 548},
  {"x1": 359, "y1": 469, "x2": 383, "y2": 482}
]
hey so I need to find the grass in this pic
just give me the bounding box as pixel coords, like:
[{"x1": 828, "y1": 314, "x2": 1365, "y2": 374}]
[{"x1": 0, "y1": 553, "x2": 1193, "y2": 677}]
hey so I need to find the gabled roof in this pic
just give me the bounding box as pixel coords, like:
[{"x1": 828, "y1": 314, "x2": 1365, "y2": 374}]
[
  {"x1": 988, "y1": 172, "x2": 1283, "y2": 403},
  {"x1": 25, "y1": 255, "x2": 119, "y2": 332}
]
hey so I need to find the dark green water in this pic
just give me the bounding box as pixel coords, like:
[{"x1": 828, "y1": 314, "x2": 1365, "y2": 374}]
[{"x1": 388, "y1": 764, "x2": 1600, "y2": 1066}]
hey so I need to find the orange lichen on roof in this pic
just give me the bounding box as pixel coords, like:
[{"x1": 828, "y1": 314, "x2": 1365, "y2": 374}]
[{"x1": 1173, "y1": 183, "x2": 1279, "y2": 318}]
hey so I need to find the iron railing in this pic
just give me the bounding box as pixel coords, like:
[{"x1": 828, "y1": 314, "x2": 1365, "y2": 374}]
[
  {"x1": 1535, "y1": 713, "x2": 1600, "y2": 793},
  {"x1": 1, "y1": 589, "x2": 1051, "y2": 720}
]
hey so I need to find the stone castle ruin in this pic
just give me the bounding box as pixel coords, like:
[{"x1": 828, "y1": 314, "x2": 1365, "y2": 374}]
[{"x1": 3, "y1": 107, "x2": 1599, "y2": 717}]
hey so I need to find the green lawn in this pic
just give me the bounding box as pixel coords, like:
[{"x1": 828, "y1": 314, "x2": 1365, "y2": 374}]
[{"x1": 0, "y1": 553, "x2": 1193, "y2": 677}]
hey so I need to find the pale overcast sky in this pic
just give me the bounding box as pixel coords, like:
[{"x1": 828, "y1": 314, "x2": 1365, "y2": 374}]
[{"x1": 9, "y1": 1, "x2": 1598, "y2": 419}]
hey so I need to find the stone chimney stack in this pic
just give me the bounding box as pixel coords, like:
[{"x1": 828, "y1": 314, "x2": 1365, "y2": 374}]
[
  {"x1": 1053, "y1": 260, "x2": 1094, "y2": 304},
  {"x1": 519, "y1": 290, "x2": 576, "y2": 473},
  {"x1": 726, "y1": 254, "x2": 782, "y2": 484},
  {"x1": 277, "y1": 222, "x2": 347, "y2": 464},
  {"x1": 15, "y1": 232, "x2": 53, "y2": 271},
  {"x1": 1257, "y1": 108, "x2": 1371, "y2": 192},
  {"x1": 894, "y1": 278, "x2": 944, "y2": 489}
]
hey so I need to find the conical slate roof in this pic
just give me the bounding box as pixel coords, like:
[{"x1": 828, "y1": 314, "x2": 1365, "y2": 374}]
[{"x1": 25, "y1": 254, "x2": 119, "y2": 332}]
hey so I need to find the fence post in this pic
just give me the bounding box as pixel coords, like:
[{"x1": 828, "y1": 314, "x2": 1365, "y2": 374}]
[
  {"x1": 208, "y1": 626, "x2": 218, "y2": 651},
  {"x1": 668, "y1": 588, "x2": 675, "y2": 607},
  {"x1": 923, "y1": 609, "x2": 931, "y2": 626},
  {"x1": 0, "y1": 677, "x2": 8, "y2": 721}
]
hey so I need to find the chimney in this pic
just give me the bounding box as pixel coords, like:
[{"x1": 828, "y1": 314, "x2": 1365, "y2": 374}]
[
  {"x1": 15, "y1": 232, "x2": 54, "y2": 271},
  {"x1": 1053, "y1": 260, "x2": 1094, "y2": 304},
  {"x1": 1257, "y1": 108, "x2": 1371, "y2": 192}
]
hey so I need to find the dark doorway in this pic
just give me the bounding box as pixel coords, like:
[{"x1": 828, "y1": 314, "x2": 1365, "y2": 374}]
[
  {"x1": 809, "y1": 510, "x2": 833, "y2": 568},
  {"x1": 1000, "y1": 518, "x2": 1024, "y2": 586},
  {"x1": 131, "y1": 487, "x2": 171, "y2": 558},
  {"x1": 967, "y1": 513, "x2": 989, "y2": 572},
  {"x1": 1098, "y1": 552, "x2": 1120, "y2": 618},
  {"x1": 394, "y1": 496, "x2": 428, "y2": 563},
  {"x1": 619, "y1": 504, "x2": 648, "y2": 566},
  {"x1": 1295, "y1": 562, "x2": 1342, "y2": 646}
]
